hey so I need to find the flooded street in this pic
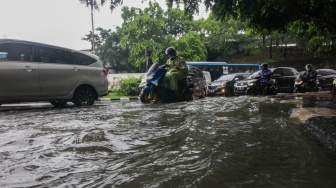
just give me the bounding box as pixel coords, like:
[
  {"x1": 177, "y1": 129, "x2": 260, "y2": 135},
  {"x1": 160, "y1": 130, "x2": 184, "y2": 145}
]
[{"x1": 1, "y1": 96, "x2": 336, "y2": 187}]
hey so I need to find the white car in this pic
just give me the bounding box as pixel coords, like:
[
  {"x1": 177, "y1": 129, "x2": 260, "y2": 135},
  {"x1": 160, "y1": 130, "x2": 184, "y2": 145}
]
[{"x1": 0, "y1": 39, "x2": 108, "y2": 107}]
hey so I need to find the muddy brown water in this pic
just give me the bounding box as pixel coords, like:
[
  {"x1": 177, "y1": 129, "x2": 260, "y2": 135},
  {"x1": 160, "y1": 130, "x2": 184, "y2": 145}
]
[{"x1": 1, "y1": 96, "x2": 336, "y2": 187}]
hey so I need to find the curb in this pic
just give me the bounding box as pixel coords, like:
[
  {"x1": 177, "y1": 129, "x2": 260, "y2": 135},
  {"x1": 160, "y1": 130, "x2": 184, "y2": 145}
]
[{"x1": 98, "y1": 97, "x2": 140, "y2": 101}]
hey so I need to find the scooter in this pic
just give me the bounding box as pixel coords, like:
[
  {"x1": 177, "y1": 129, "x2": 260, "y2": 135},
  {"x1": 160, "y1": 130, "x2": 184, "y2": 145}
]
[
  {"x1": 294, "y1": 76, "x2": 319, "y2": 93},
  {"x1": 139, "y1": 63, "x2": 194, "y2": 104},
  {"x1": 245, "y1": 75, "x2": 277, "y2": 95}
]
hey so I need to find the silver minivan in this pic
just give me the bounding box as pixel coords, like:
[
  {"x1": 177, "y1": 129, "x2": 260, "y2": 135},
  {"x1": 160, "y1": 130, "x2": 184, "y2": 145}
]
[{"x1": 0, "y1": 39, "x2": 108, "y2": 107}]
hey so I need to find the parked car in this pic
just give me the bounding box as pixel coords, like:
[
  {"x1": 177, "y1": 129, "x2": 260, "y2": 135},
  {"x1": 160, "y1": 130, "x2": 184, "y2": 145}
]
[
  {"x1": 0, "y1": 39, "x2": 109, "y2": 107},
  {"x1": 207, "y1": 73, "x2": 251, "y2": 96},
  {"x1": 233, "y1": 71, "x2": 259, "y2": 96},
  {"x1": 188, "y1": 66, "x2": 207, "y2": 99},
  {"x1": 316, "y1": 69, "x2": 336, "y2": 90},
  {"x1": 233, "y1": 67, "x2": 300, "y2": 95},
  {"x1": 271, "y1": 67, "x2": 300, "y2": 93}
]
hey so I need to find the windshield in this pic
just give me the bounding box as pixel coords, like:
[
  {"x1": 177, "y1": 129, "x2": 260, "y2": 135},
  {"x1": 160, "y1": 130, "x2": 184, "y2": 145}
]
[
  {"x1": 247, "y1": 71, "x2": 260, "y2": 79},
  {"x1": 146, "y1": 63, "x2": 159, "y2": 75},
  {"x1": 216, "y1": 74, "x2": 236, "y2": 81}
]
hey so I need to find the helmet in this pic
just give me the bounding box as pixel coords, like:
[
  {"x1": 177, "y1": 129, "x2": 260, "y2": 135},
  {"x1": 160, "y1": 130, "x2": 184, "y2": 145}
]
[
  {"x1": 165, "y1": 47, "x2": 176, "y2": 56},
  {"x1": 261, "y1": 63, "x2": 268, "y2": 70},
  {"x1": 305, "y1": 64, "x2": 312, "y2": 71}
]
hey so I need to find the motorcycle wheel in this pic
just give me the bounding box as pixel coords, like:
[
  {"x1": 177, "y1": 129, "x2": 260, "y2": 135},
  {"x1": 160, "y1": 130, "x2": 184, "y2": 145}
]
[
  {"x1": 150, "y1": 90, "x2": 159, "y2": 104},
  {"x1": 140, "y1": 90, "x2": 151, "y2": 103}
]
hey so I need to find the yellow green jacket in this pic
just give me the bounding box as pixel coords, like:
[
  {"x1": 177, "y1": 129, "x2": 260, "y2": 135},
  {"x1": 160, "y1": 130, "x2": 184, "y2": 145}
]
[{"x1": 166, "y1": 56, "x2": 188, "y2": 76}]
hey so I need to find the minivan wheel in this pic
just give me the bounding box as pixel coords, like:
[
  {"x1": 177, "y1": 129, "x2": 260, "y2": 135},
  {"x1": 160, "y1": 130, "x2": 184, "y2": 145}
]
[
  {"x1": 73, "y1": 86, "x2": 95, "y2": 106},
  {"x1": 50, "y1": 101, "x2": 67, "y2": 108}
]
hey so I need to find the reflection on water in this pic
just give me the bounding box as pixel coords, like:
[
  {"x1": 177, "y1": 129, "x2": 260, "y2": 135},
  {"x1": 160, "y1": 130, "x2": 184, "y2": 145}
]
[{"x1": 1, "y1": 97, "x2": 336, "y2": 187}]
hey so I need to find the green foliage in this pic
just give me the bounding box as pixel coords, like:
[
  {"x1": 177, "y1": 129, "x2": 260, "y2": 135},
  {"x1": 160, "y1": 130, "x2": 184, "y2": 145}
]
[
  {"x1": 167, "y1": 31, "x2": 207, "y2": 61},
  {"x1": 118, "y1": 76, "x2": 142, "y2": 96},
  {"x1": 81, "y1": 0, "x2": 336, "y2": 69}
]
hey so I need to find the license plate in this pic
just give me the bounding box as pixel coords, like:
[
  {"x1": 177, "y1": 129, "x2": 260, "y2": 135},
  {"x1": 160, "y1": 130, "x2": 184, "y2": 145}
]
[
  {"x1": 237, "y1": 87, "x2": 244, "y2": 91},
  {"x1": 209, "y1": 90, "x2": 214, "y2": 93}
]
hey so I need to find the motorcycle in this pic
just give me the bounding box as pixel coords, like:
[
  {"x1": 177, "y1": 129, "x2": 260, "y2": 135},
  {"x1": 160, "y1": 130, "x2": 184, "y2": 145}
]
[
  {"x1": 331, "y1": 76, "x2": 336, "y2": 96},
  {"x1": 294, "y1": 76, "x2": 319, "y2": 93},
  {"x1": 139, "y1": 63, "x2": 194, "y2": 104},
  {"x1": 245, "y1": 75, "x2": 277, "y2": 95}
]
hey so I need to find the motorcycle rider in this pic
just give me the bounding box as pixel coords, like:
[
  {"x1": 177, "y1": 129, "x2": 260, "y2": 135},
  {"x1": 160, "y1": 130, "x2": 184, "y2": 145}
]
[
  {"x1": 258, "y1": 63, "x2": 273, "y2": 86},
  {"x1": 164, "y1": 47, "x2": 188, "y2": 96},
  {"x1": 302, "y1": 64, "x2": 317, "y2": 81},
  {"x1": 301, "y1": 64, "x2": 318, "y2": 90}
]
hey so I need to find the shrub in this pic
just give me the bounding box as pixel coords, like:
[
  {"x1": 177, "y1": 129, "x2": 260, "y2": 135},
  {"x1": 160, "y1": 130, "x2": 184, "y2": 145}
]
[{"x1": 118, "y1": 76, "x2": 142, "y2": 96}]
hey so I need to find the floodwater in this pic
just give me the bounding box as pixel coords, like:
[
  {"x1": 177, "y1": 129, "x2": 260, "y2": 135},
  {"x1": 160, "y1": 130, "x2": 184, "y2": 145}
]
[{"x1": 1, "y1": 96, "x2": 336, "y2": 188}]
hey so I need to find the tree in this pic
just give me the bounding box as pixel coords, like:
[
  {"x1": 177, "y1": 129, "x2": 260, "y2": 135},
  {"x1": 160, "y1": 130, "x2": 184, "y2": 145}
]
[
  {"x1": 119, "y1": 2, "x2": 167, "y2": 70},
  {"x1": 166, "y1": 31, "x2": 207, "y2": 61}
]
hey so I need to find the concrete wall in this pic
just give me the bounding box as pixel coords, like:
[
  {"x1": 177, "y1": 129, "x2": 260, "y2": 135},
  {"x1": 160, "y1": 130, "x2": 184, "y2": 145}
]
[{"x1": 107, "y1": 73, "x2": 144, "y2": 89}]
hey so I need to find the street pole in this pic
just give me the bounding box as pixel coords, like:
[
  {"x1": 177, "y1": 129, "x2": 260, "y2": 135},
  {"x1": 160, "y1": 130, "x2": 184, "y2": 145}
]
[{"x1": 90, "y1": 0, "x2": 95, "y2": 54}]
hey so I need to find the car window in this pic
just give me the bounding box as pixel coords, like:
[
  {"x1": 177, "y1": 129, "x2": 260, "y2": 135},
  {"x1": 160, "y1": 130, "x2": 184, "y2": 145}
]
[
  {"x1": 0, "y1": 43, "x2": 33, "y2": 62},
  {"x1": 236, "y1": 75, "x2": 248, "y2": 80},
  {"x1": 217, "y1": 74, "x2": 236, "y2": 81},
  {"x1": 317, "y1": 70, "x2": 326, "y2": 76},
  {"x1": 38, "y1": 46, "x2": 74, "y2": 65},
  {"x1": 273, "y1": 68, "x2": 284, "y2": 75},
  {"x1": 282, "y1": 69, "x2": 293, "y2": 76},
  {"x1": 74, "y1": 52, "x2": 96, "y2": 65},
  {"x1": 290, "y1": 69, "x2": 299, "y2": 76}
]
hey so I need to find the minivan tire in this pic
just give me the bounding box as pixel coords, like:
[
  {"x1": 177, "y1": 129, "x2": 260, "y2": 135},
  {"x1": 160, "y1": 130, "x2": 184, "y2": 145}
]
[{"x1": 73, "y1": 86, "x2": 95, "y2": 106}]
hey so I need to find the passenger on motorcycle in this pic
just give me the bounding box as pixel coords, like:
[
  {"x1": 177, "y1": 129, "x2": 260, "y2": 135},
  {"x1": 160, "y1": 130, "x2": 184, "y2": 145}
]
[
  {"x1": 164, "y1": 47, "x2": 188, "y2": 96},
  {"x1": 302, "y1": 64, "x2": 317, "y2": 82},
  {"x1": 258, "y1": 63, "x2": 273, "y2": 86}
]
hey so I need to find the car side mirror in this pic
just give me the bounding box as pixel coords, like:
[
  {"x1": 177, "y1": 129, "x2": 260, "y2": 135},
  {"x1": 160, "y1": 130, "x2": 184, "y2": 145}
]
[{"x1": 234, "y1": 78, "x2": 239, "y2": 81}]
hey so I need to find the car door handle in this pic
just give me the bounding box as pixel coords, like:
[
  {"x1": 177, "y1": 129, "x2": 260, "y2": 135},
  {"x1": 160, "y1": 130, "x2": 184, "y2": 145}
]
[{"x1": 23, "y1": 66, "x2": 36, "y2": 72}]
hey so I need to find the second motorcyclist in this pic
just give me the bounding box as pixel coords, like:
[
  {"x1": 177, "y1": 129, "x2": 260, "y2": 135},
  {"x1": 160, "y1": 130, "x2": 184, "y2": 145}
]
[
  {"x1": 164, "y1": 47, "x2": 189, "y2": 96},
  {"x1": 259, "y1": 63, "x2": 273, "y2": 86},
  {"x1": 302, "y1": 64, "x2": 317, "y2": 82}
]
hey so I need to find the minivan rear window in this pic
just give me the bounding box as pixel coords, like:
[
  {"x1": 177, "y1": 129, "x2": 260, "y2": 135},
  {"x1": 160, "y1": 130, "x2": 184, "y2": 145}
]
[
  {"x1": 38, "y1": 46, "x2": 74, "y2": 65},
  {"x1": 74, "y1": 52, "x2": 96, "y2": 65},
  {"x1": 0, "y1": 43, "x2": 33, "y2": 62}
]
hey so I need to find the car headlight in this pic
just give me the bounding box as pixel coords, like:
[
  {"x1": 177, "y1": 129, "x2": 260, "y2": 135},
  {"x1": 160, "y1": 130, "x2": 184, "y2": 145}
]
[
  {"x1": 295, "y1": 80, "x2": 303, "y2": 84},
  {"x1": 247, "y1": 80, "x2": 256, "y2": 86},
  {"x1": 234, "y1": 83, "x2": 238, "y2": 87}
]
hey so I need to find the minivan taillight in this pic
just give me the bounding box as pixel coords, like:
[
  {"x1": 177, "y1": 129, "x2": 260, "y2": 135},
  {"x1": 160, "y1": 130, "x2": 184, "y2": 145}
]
[{"x1": 103, "y1": 68, "x2": 108, "y2": 76}]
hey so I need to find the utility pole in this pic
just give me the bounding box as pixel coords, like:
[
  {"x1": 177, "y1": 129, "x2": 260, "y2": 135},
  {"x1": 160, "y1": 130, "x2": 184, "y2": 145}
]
[{"x1": 90, "y1": 0, "x2": 95, "y2": 54}]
